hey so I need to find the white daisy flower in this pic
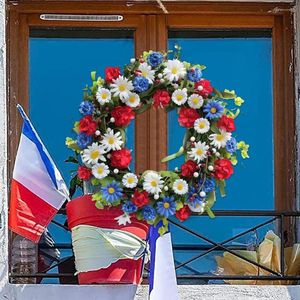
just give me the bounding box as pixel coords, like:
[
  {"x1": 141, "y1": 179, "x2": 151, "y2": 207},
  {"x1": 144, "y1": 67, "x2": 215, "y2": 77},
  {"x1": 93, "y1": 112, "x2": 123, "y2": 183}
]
[
  {"x1": 188, "y1": 94, "x2": 204, "y2": 109},
  {"x1": 188, "y1": 141, "x2": 209, "y2": 163},
  {"x1": 194, "y1": 118, "x2": 210, "y2": 134},
  {"x1": 124, "y1": 92, "x2": 140, "y2": 108},
  {"x1": 92, "y1": 163, "x2": 109, "y2": 179},
  {"x1": 122, "y1": 173, "x2": 138, "y2": 188},
  {"x1": 173, "y1": 179, "x2": 188, "y2": 195},
  {"x1": 163, "y1": 59, "x2": 186, "y2": 82},
  {"x1": 143, "y1": 171, "x2": 163, "y2": 194},
  {"x1": 110, "y1": 76, "x2": 134, "y2": 100},
  {"x1": 138, "y1": 62, "x2": 155, "y2": 83},
  {"x1": 96, "y1": 87, "x2": 111, "y2": 105},
  {"x1": 172, "y1": 88, "x2": 188, "y2": 106},
  {"x1": 101, "y1": 129, "x2": 123, "y2": 151},
  {"x1": 81, "y1": 142, "x2": 106, "y2": 165},
  {"x1": 188, "y1": 202, "x2": 205, "y2": 213},
  {"x1": 209, "y1": 129, "x2": 232, "y2": 149}
]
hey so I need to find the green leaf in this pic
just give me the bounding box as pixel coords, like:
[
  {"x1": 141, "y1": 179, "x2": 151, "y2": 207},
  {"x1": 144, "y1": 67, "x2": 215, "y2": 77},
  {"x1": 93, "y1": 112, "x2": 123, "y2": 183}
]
[
  {"x1": 158, "y1": 225, "x2": 168, "y2": 236},
  {"x1": 91, "y1": 71, "x2": 96, "y2": 81},
  {"x1": 65, "y1": 137, "x2": 81, "y2": 152},
  {"x1": 69, "y1": 175, "x2": 80, "y2": 198},
  {"x1": 99, "y1": 176, "x2": 114, "y2": 187},
  {"x1": 206, "y1": 206, "x2": 215, "y2": 219},
  {"x1": 91, "y1": 177, "x2": 101, "y2": 186},
  {"x1": 218, "y1": 180, "x2": 226, "y2": 197},
  {"x1": 161, "y1": 146, "x2": 184, "y2": 163},
  {"x1": 175, "y1": 201, "x2": 184, "y2": 210},
  {"x1": 159, "y1": 171, "x2": 180, "y2": 181},
  {"x1": 65, "y1": 156, "x2": 78, "y2": 164},
  {"x1": 73, "y1": 121, "x2": 80, "y2": 134},
  {"x1": 95, "y1": 201, "x2": 104, "y2": 209},
  {"x1": 92, "y1": 192, "x2": 102, "y2": 201},
  {"x1": 134, "y1": 102, "x2": 151, "y2": 114},
  {"x1": 118, "y1": 128, "x2": 126, "y2": 144}
]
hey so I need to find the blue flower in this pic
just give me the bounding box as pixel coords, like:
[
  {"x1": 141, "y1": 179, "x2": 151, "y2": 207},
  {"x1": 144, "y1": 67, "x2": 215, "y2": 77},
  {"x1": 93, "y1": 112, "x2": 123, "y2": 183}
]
[
  {"x1": 198, "y1": 178, "x2": 215, "y2": 193},
  {"x1": 157, "y1": 197, "x2": 176, "y2": 218},
  {"x1": 79, "y1": 101, "x2": 94, "y2": 116},
  {"x1": 142, "y1": 205, "x2": 157, "y2": 222},
  {"x1": 226, "y1": 137, "x2": 237, "y2": 154},
  {"x1": 76, "y1": 133, "x2": 93, "y2": 149},
  {"x1": 147, "y1": 52, "x2": 164, "y2": 67},
  {"x1": 203, "y1": 100, "x2": 224, "y2": 119},
  {"x1": 101, "y1": 181, "x2": 123, "y2": 204},
  {"x1": 122, "y1": 201, "x2": 138, "y2": 214},
  {"x1": 187, "y1": 68, "x2": 202, "y2": 82},
  {"x1": 133, "y1": 76, "x2": 149, "y2": 93},
  {"x1": 186, "y1": 186, "x2": 203, "y2": 206}
]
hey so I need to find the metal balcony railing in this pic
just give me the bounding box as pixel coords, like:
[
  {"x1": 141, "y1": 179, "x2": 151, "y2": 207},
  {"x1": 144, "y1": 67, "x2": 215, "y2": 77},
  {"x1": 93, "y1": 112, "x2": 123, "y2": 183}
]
[{"x1": 9, "y1": 210, "x2": 300, "y2": 284}]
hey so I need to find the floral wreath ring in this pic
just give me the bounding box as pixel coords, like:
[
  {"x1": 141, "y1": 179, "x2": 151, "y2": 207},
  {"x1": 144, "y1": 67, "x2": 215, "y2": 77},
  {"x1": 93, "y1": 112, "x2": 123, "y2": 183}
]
[{"x1": 66, "y1": 49, "x2": 249, "y2": 234}]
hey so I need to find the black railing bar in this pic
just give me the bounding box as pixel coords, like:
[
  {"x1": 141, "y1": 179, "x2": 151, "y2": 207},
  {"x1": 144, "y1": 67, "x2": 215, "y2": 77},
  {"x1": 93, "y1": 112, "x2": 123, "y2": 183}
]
[
  {"x1": 50, "y1": 219, "x2": 70, "y2": 231},
  {"x1": 39, "y1": 249, "x2": 61, "y2": 263},
  {"x1": 173, "y1": 245, "x2": 249, "y2": 250},
  {"x1": 9, "y1": 273, "x2": 75, "y2": 278},
  {"x1": 174, "y1": 217, "x2": 276, "y2": 270},
  {"x1": 39, "y1": 243, "x2": 72, "y2": 249},
  {"x1": 174, "y1": 275, "x2": 300, "y2": 280},
  {"x1": 190, "y1": 211, "x2": 300, "y2": 217},
  {"x1": 279, "y1": 214, "x2": 285, "y2": 277},
  {"x1": 169, "y1": 219, "x2": 281, "y2": 276},
  {"x1": 41, "y1": 256, "x2": 73, "y2": 273},
  {"x1": 174, "y1": 259, "x2": 202, "y2": 275}
]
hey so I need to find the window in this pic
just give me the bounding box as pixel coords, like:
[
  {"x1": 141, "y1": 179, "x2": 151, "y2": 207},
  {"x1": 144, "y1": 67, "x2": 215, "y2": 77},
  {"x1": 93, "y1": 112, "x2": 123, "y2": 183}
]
[{"x1": 8, "y1": 1, "x2": 298, "y2": 284}]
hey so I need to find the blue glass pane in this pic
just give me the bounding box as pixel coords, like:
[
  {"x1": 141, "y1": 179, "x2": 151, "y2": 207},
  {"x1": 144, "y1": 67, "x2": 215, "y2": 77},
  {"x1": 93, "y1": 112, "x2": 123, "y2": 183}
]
[
  {"x1": 29, "y1": 36, "x2": 134, "y2": 283},
  {"x1": 168, "y1": 37, "x2": 274, "y2": 279},
  {"x1": 168, "y1": 38, "x2": 274, "y2": 211}
]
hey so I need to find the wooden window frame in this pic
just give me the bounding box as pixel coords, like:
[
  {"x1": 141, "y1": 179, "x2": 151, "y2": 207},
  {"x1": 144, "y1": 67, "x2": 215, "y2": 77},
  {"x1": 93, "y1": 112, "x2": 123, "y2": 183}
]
[{"x1": 7, "y1": 1, "x2": 296, "y2": 214}]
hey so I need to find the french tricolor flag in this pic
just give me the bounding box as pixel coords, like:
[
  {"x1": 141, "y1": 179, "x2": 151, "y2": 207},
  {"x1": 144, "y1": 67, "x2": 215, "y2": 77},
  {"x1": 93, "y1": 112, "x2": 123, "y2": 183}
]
[
  {"x1": 149, "y1": 223, "x2": 179, "y2": 300},
  {"x1": 9, "y1": 105, "x2": 69, "y2": 243}
]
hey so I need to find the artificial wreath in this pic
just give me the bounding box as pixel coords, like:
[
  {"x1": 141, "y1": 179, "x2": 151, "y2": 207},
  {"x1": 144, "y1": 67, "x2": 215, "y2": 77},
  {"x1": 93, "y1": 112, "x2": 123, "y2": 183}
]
[{"x1": 66, "y1": 47, "x2": 249, "y2": 235}]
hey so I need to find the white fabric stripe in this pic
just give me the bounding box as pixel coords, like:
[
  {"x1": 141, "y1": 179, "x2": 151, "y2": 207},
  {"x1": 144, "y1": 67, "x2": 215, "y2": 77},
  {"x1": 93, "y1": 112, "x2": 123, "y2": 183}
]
[
  {"x1": 150, "y1": 232, "x2": 179, "y2": 300},
  {"x1": 13, "y1": 134, "x2": 66, "y2": 209}
]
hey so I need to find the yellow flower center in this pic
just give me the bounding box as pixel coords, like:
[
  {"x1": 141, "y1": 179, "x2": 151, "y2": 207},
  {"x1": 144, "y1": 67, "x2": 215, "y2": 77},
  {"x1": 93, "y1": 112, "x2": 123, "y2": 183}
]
[
  {"x1": 127, "y1": 177, "x2": 134, "y2": 184},
  {"x1": 163, "y1": 202, "x2": 170, "y2": 209},
  {"x1": 90, "y1": 150, "x2": 99, "y2": 160},
  {"x1": 171, "y1": 67, "x2": 178, "y2": 75},
  {"x1": 142, "y1": 71, "x2": 148, "y2": 77},
  {"x1": 176, "y1": 94, "x2": 183, "y2": 101},
  {"x1": 108, "y1": 187, "x2": 115, "y2": 194},
  {"x1": 199, "y1": 122, "x2": 205, "y2": 129},
  {"x1": 192, "y1": 98, "x2": 199, "y2": 104},
  {"x1": 129, "y1": 96, "x2": 136, "y2": 103},
  {"x1": 102, "y1": 94, "x2": 107, "y2": 99},
  {"x1": 210, "y1": 107, "x2": 217, "y2": 114},
  {"x1": 151, "y1": 181, "x2": 157, "y2": 187},
  {"x1": 216, "y1": 134, "x2": 224, "y2": 142},
  {"x1": 119, "y1": 85, "x2": 126, "y2": 92},
  {"x1": 108, "y1": 137, "x2": 115, "y2": 145},
  {"x1": 97, "y1": 167, "x2": 104, "y2": 174},
  {"x1": 177, "y1": 183, "x2": 183, "y2": 190},
  {"x1": 196, "y1": 149, "x2": 204, "y2": 156}
]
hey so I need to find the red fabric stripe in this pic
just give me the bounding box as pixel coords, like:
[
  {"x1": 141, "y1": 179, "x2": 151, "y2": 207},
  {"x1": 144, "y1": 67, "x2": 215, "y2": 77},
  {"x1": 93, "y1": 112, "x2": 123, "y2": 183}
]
[{"x1": 9, "y1": 179, "x2": 58, "y2": 243}]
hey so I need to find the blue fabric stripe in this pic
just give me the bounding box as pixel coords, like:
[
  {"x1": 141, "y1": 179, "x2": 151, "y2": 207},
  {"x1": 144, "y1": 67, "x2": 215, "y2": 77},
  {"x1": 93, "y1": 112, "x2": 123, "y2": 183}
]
[
  {"x1": 148, "y1": 222, "x2": 162, "y2": 294},
  {"x1": 21, "y1": 117, "x2": 58, "y2": 189}
]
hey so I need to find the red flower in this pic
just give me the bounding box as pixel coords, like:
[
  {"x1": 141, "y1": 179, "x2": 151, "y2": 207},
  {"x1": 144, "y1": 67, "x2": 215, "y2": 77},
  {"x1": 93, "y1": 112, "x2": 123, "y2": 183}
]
[
  {"x1": 111, "y1": 106, "x2": 135, "y2": 127},
  {"x1": 132, "y1": 190, "x2": 150, "y2": 208},
  {"x1": 214, "y1": 159, "x2": 234, "y2": 180},
  {"x1": 105, "y1": 67, "x2": 121, "y2": 83},
  {"x1": 176, "y1": 205, "x2": 191, "y2": 222},
  {"x1": 217, "y1": 115, "x2": 235, "y2": 132},
  {"x1": 181, "y1": 160, "x2": 198, "y2": 178},
  {"x1": 153, "y1": 90, "x2": 171, "y2": 108},
  {"x1": 77, "y1": 166, "x2": 92, "y2": 181},
  {"x1": 79, "y1": 115, "x2": 98, "y2": 136},
  {"x1": 195, "y1": 79, "x2": 213, "y2": 97},
  {"x1": 178, "y1": 108, "x2": 200, "y2": 128},
  {"x1": 110, "y1": 148, "x2": 132, "y2": 169}
]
